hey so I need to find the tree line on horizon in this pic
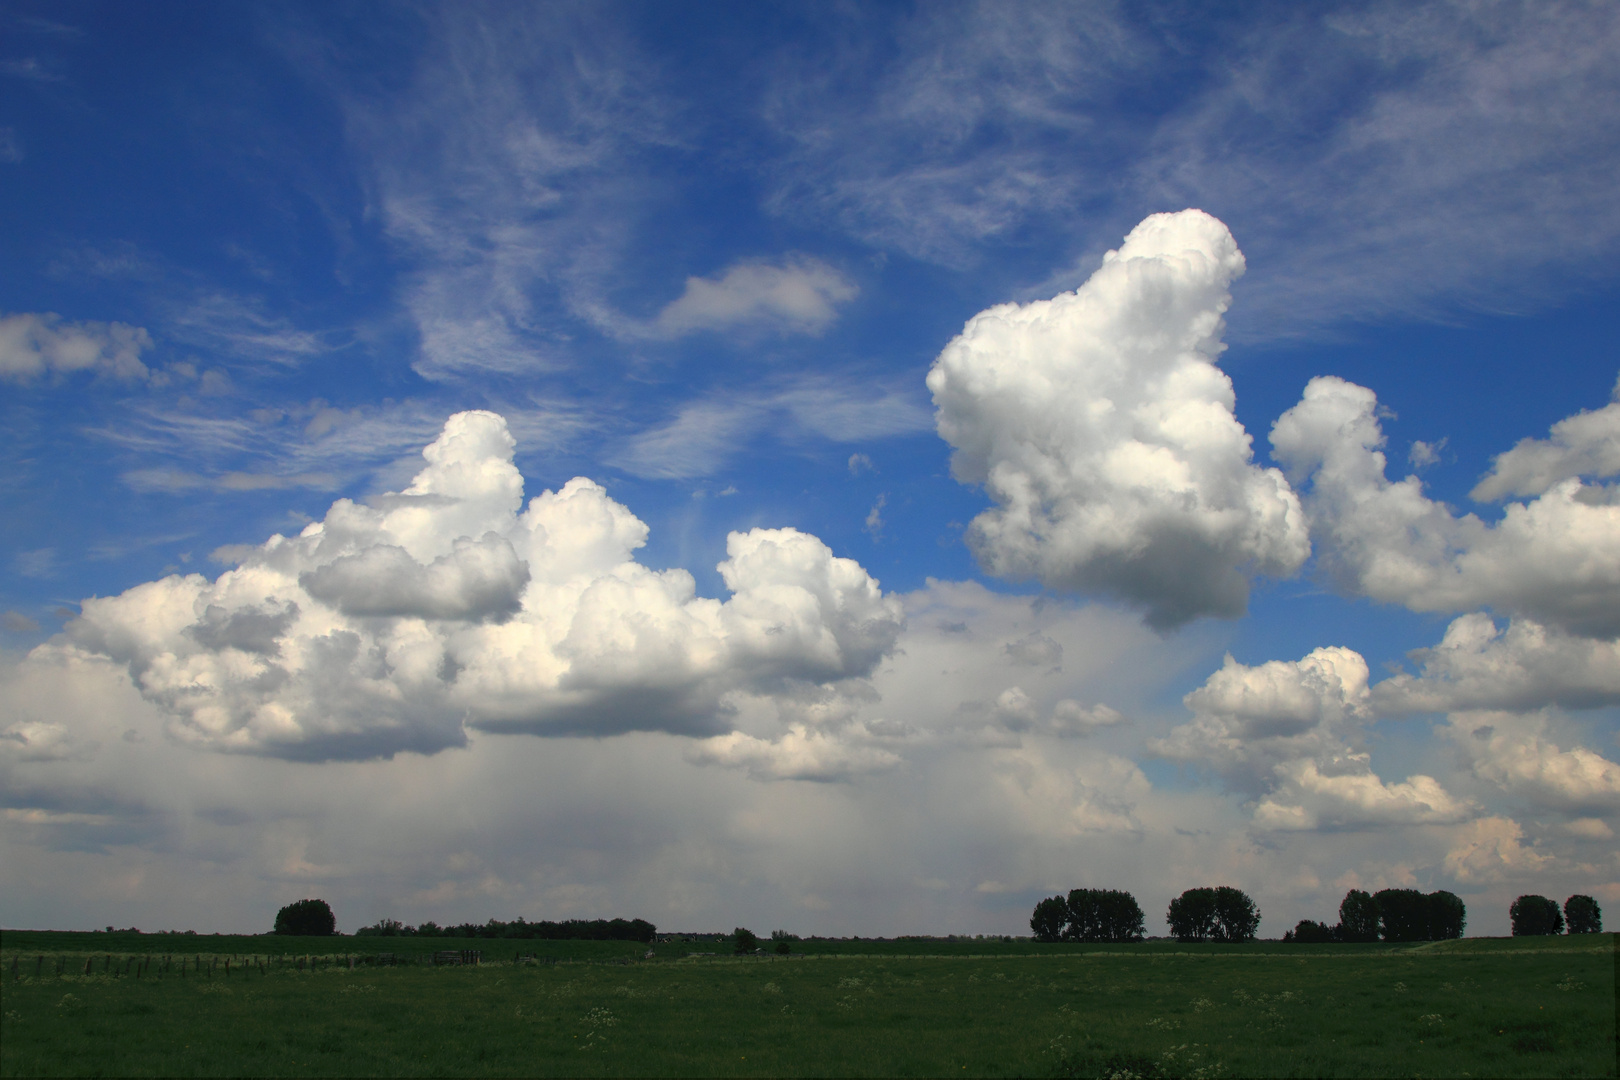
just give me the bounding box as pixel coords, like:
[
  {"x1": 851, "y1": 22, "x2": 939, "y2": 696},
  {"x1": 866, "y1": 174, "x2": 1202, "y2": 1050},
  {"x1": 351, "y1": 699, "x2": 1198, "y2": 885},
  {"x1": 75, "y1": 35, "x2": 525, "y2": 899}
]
[{"x1": 270, "y1": 900, "x2": 656, "y2": 943}]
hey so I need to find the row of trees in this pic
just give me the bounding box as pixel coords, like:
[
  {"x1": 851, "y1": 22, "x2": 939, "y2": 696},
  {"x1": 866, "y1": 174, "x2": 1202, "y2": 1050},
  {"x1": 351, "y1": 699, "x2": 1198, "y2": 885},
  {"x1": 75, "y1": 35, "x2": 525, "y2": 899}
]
[
  {"x1": 1284, "y1": 888, "x2": 1465, "y2": 943},
  {"x1": 1029, "y1": 887, "x2": 1259, "y2": 943},
  {"x1": 1511, "y1": 894, "x2": 1602, "y2": 936}
]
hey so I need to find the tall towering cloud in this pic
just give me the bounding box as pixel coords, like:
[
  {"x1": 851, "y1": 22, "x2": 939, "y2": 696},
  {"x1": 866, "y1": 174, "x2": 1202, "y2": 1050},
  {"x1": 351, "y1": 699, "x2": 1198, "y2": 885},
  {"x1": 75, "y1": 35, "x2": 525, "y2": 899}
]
[
  {"x1": 56, "y1": 412, "x2": 903, "y2": 760},
  {"x1": 1271, "y1": 375, "x2": 1620, "y2": 638},
  {"x1": 928, "y1": 210, "x2": 1308, "y2": 628}
]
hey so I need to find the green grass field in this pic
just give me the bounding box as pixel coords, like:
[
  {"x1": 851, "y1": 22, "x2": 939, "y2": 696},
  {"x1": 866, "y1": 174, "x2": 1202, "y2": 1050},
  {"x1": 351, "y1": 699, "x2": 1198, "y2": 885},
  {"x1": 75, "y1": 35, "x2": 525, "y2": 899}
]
[{"x1": 2, "y1": 931, "x2": 1613, "y2": 1077}]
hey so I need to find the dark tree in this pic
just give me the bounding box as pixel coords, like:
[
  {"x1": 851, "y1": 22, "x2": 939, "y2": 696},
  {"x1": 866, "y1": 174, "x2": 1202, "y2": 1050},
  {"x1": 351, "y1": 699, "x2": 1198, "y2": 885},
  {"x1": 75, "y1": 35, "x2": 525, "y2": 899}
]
[
  {"x1": 1510, "y1": 895, "x2": 1564, "y2": 936},
  {"x1": 274, "y1": 898, "x2": 336, "y2": 936},
  {"x1": 1030, "y1": 896, "x2": 1068, "y2": 943},
  {"x1": 1066, "y1": 889, "x2": 1145, "y2": 942},
  {"x1": 1211, "y1": 886, "x2": 1260, "y2": 942},
  {"x1": 732, "y1": 927, "x2": 759, "y2": 954},
  {"x1": 1338, "y1": 889, "x2": 1379, "y2": 943},
  {"x1": 1287, "y1": 919, "x2": 1338, "y2": 944},
  {"x1": 1426, "y1": 890, "x2": 1466, "y2": 940},
  {"x1": 1167, "y1": 888, "x2": 1218, "y2": 942},
  {"x1": 1564, "y1": 894, "x2": 1602, "y2": 935},
  {"x1": 1168, "y1": 887, "x2": 1259, "y2": 942},
  {"x1": 1371, "y1": 889, "x2": 1429, "y2": 942}
]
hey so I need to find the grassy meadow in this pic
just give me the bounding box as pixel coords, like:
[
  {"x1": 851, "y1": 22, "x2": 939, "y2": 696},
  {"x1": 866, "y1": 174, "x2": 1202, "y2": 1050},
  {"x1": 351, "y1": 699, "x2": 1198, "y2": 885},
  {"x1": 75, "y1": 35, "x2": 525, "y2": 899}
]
[{"x1": 1, "y1": 931, "x2": 1613, "y2": 1077}]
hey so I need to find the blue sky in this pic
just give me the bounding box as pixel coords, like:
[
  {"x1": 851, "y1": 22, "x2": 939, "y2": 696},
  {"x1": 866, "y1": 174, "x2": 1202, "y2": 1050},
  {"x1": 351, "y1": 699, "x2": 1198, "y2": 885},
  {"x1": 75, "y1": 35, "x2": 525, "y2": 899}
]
[{"x1": 2, "y1": 1, "x2": 1617, "y2": 938}]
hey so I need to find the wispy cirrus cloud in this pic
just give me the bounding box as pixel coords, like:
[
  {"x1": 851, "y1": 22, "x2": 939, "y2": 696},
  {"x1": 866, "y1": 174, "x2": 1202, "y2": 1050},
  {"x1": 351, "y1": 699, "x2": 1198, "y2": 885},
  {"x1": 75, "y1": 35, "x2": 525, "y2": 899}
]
[
  {"x1": 314, "y1": 4, "x2": 677, "y2": 381},
  {"x1": 762, "y1": 3, "x2": 1620, "y2": 337},
  {"x1": 612, "y1": 375, "x2": 932, "y2": 480}
]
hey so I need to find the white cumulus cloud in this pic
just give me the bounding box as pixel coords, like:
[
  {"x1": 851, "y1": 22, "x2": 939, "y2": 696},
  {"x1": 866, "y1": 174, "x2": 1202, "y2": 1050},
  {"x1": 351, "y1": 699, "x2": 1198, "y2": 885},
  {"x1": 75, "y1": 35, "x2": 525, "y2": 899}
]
[
  {"x1": 1472, "y1": 374, "x2": 1620, "y2": 500},
  {"x1": 1272, "y1": 375, "x2": 1620, "y2": 638},
  {"x1": 1442, "y1": 815, "x2": 1553, "y2": 884},
  {"x1": 1373, "y1": 613, "x2": 1620, "y2": 715},
  {"x1": 1444, "y1": 711, "x2": 1620, "y2": 815},
  {"x1": 1153, "y1": 645, "x2": 1469, "y2": 830},
  {"x1": 53, "y1": 411, "x2": 903, "y2": 760},
  {"x1": 928, "y1": 210, "x2": 1308, "y2": 628},
  {"x1": 686, "y1": 723, "x2": 901, "y2": 782},
  {"x1": 0, "y1": 312, "x2": 152, "y2": 381}
]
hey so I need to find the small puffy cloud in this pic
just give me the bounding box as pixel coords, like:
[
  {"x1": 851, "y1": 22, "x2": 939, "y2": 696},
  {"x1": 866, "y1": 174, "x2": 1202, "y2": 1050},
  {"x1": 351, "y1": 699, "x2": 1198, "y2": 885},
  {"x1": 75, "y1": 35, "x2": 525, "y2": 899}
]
[
  {"x1": 847, "y1": 453, "x2": 874, "y2": 475},
  {"x1": 0, "y1": 720, "x2": 97, "y2": 763},
  {"x1": 928, "y1": 210, "x2": 1308, "y2": 628},
  {"x1": 1048, "y1": 700, "x2": 1125, "y2": 737},
  {"x1": 653, "y1": 256, "x2": 857, "y2": 337},
  {"x1": 1004, "y1": 631, "x2": 1062, "y2": 669},
  {"x1": 1408, "y1": 438, "x2": 1446, "y2": 471},
  {"x1": 0, "y1": 312, "x2": 152, "y2": 381},
  {"x1": 863, "y1": 493, "x2": 886, "y2": 539},
  {"x1": 992, "y1": 686, "x2": 1039, "y2": 730},
  {"x1": 1562, "y1": 818, "x2": 1614, "y2": 840},
  {"x1": 1444, "y1": 711, "x2": 1620, "y2": 815},
  {"x1": 1442, "y1": 815, "x2": 1552, "y2": 883},
  {"x1": 54, "y1": 411, "x2": 903, "y2": 760},
  {"x1": 686, "y1": 723, "x2": 901, "y2": 782},
  {"x1": 1272, "y1": 375, "x2": 1620, "y2": 638},
  {"x1": 1154, "y1": 645, "x2": 1468, "y2": 830},
  {"x1": 1472, "y1": 375, "x2": 1620, "y2": 500},
  {"x1": 1373, "y1": 614, "x2": 1620, "y2": 715}
]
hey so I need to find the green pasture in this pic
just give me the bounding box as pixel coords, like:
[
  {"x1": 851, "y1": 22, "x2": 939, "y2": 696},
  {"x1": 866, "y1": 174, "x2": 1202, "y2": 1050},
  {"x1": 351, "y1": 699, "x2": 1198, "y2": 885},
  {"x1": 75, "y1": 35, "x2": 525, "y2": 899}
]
[{"x1": 2, "y1": 932, "x2": 1613, "y2": 1077}]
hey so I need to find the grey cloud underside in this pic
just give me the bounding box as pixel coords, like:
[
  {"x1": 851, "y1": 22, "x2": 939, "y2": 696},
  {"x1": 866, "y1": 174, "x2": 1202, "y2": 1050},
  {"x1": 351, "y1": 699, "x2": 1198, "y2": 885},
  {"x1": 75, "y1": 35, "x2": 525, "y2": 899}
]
[{"x1": 300, "y1": 534, "x2": 529, "y2": 621}]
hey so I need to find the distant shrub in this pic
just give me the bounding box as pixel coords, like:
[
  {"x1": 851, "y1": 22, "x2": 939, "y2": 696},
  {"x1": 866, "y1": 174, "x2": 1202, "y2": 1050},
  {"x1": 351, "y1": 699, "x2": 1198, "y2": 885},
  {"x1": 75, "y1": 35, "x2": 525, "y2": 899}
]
[
  {"x1": 1286, "y1": 919, "x2": 1338, "y2": 944},
  {"x1": 274, "y1": 899, "x2": 336, "y2": 936},
  {"x1": 1511, "y1": 895, "x2": 1563, "y2": 936},
  {"x1": 732, "y1": 927, "x2": 759, "y2": 954},
  {"x1": 1564, "y1": 894, "x2": 1602, "y2": 935},
  {"x1": 1167, "y1": 887, "x2": 1259, "y2": 943},
  {"x1": 356, "y1": 918, "x2": 404, "y2": 937}
]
